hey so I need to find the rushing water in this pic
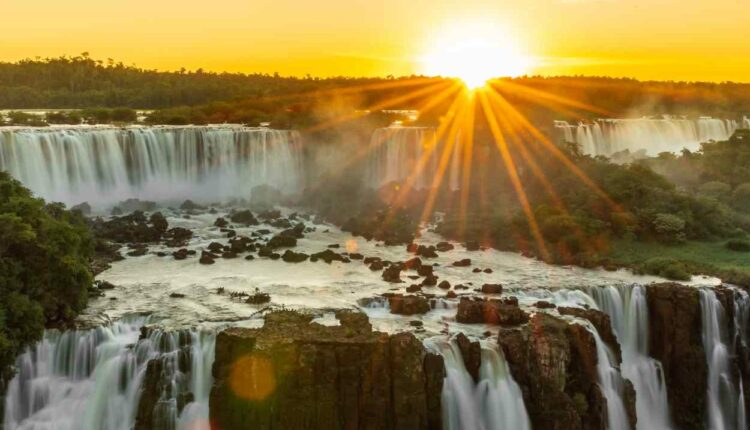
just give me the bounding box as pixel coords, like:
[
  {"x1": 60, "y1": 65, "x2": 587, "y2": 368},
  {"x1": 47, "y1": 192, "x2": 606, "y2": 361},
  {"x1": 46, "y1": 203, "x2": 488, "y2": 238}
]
[
  {"x1": 2, "y1": 317, "x2": 215, "y2": 430},
  {"x1": 0, "y1": 126, "x2": 303, "y2": 207},
  {"x1": 699, "y1": 288, "x2": 747, "y2": 430},
  {"x1": 426, "y1": 337, "x2": 531, "y2": 430},
  {"x1": 554, "y1": 117, "x2": 738, "y2": 157},
  {"x1": 366, "y1": 126, "x2": 460, "y2": 190},
  {"x1": 588, "y1": 286, "x2": 672, "y2": 430}
]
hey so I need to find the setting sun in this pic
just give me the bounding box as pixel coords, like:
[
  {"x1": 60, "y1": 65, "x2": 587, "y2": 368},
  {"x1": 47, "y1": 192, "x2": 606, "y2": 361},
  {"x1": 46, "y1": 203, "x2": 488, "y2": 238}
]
[{"x1": 420, "y1": 23, "x2": 533, "y2": 89}]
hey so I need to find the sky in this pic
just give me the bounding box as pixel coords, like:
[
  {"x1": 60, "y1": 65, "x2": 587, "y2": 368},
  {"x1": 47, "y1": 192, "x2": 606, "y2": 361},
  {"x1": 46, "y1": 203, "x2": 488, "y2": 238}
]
[{"x1": 2, "y1": 0, "x2": 749, "y2": 82}]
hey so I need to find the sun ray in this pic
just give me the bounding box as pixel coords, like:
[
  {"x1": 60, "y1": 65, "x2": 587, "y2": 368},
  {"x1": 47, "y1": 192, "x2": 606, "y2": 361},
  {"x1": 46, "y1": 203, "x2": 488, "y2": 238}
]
[
  {"x1": 491, "y1": 79, "x2": 613, "y2": 117},
  {"x1": 477, "y1": 89, "x2": 550, "y2": 261}
]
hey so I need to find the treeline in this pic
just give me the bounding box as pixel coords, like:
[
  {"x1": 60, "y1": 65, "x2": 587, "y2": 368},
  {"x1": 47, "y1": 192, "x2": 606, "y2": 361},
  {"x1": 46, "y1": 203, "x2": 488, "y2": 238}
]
[
  {"x1": 1, "y1": 55, "x2": 750, "y2": 125},
  {"x1": 2, "y1": 108, "x2": 137, "y2": 126}
]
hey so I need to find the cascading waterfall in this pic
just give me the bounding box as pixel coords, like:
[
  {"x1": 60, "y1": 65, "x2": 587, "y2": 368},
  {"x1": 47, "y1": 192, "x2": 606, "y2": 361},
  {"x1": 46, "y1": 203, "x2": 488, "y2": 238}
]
[
  {"x1": 588, "y1": 286, "x2": 672, "y2": 430},
  {"x1": 2, "y1": 317, "x2": 215, "y2": 430},
  {"x1": 366, "y1": 126, "x2": 460, "y2": 190},
  {"x1": 578, "y1": 320, "x2": 632, "y2": 430},
  {"x1": 0, "y1": 126, "x2": 303, "y2": 207},
  {"x1": 699, "y1": 288, "x2": 747, "y2": 430},
  {"x1": 554, "y1": 117, "x2": 738, "y2": 157},
  {"x1": 425, "y1": 337, "x2": 531, "y2": 430},
  {"x1": 743, "y1": 117, "x2": 750, "y2": 129}
]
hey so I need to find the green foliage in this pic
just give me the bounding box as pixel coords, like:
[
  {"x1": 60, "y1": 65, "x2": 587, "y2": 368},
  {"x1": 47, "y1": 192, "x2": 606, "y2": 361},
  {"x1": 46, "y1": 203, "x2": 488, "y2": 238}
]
[
  {"x1": 652, "y1": 213, "x2": 686, "y2": 243},
  {"x1": 5, "y1": 111, "x2": 47, "y2": 126},
  {"x1": 726, "y1": 239, "x2": 750, "y2": 252},
  {"x1": 0, "y1": 171, "x2": 93, "y2": 373},
  {"x1": 697, "y1": 181, "x2": 731, "y2": 202},
  {"x1": 637, "y1": 257, "x2": 691, "y2": 281},
  {"x1": 732, "y1": 183, "x2": 750, "y2": 212}
]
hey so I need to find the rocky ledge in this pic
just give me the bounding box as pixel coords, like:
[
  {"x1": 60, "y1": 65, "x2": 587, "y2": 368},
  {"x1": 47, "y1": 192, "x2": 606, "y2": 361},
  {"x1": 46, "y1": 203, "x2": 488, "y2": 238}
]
[{"x1": 209, "y1": 310, "x2": 445, "y2": 430}]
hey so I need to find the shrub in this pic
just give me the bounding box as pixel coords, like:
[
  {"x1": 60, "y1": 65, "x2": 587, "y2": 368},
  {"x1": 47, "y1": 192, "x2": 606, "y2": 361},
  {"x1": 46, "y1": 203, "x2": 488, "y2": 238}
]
[
  {"x1": 652, "y1": 213, "x2": 686, "y2": 243},
  {"x1": 639, "y1": 257, "x2": 691, "y2": 281},
  {"x1": 697, "y1": 181, "x2": 731, "y2": 202},
  {"x1": 726, "y1": 239, "x2": 750, "y2": 252},
  {"x1": 732, "y1": 183, "x2": 750, "y2": 213}
]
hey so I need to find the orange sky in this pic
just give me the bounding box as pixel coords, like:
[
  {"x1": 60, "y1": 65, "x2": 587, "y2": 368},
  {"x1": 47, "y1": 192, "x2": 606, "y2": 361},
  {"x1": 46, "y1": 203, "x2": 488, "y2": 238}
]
[{"x1": 2, "y1": 0, "x2": 749, "y2": 82}]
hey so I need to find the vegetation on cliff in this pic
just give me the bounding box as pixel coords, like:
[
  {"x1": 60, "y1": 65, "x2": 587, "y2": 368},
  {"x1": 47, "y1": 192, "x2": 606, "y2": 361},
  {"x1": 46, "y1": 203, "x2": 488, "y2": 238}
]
[{"x1": 0, "y1": 172, "x2": 93, "y2": 375}]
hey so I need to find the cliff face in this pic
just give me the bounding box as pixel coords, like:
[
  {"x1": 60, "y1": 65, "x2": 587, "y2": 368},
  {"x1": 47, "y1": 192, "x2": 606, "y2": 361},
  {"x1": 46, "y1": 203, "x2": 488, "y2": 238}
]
[
  {"x1": 208, "y1": 310, "x2": 444, "y2": 430},
  {"x1": 498, "y1": 311, "x2": 636, "y2": 430},
  {"x1": 646, "y1": 282, "x2": 707, "y2": 430}
]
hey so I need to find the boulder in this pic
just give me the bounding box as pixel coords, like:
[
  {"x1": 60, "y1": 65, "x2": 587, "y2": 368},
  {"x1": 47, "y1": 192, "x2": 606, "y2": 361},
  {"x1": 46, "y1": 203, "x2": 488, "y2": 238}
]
[
  {"x1": 452, "y1": 259, "x2": 471, "y2": 267},
  {"x1": 455, "y1": 333, "x2": 482, "y2": 382},
  {"x1": 179, "y1": 199, "x2": 205, "y2": 211},
  {"x1": 481, "y1": 284, "x2": 503, "y2": 294},
  {"x1": 230, "y1": 210, "x2": 259, "y2": 226},
  {"x1": 199, "y1": 251, "x2": 216, "y2": 265},
  {"x1": 282, "y1": 250, "x2": 309, "y2": 263},
  {"x1": 310, "y1": 249, "x2": 348, "y2": 264},
  {"x1": 435, "y1": 242, "x2": 454, "y2": 252},
  {"x1": 388, "y1": 295, "x2": 430, "y2": 315},
  {"x1": 456, "y1": 298, "x2": 529, "y2": 326},
  {"x1": 382, "y1": 265, "x2": 403, "y2": 283},
  {"x1": 214, "y1": 217, "x2": 229, "y2": 228},
  {"x1": 268, "y1": 234, "x2": 297, "y2": 248}
]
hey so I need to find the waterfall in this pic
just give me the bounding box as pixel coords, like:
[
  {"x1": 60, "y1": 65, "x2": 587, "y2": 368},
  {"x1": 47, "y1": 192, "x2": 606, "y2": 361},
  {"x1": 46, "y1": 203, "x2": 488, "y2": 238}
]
[
  {"x1": 699, "y1": 288, "x2": 747, "y2": 430},
  {"x1": 743, "y1": 117, "x2": 750, "y2": 129},
  {"x1": 0, "y1": 126, "x2": 303, "y2": 208},
  {"x1": 426, "y1": 337, "x2": 531, "y2": 430},
  {"x1": 2, "y1": 317, "x2": 215, "y2": 430},
  {"x1": 366, "y1": 126, "x2": 460, "y2": 190},
  {"x1": 555, "y1": 117, "x2": 738, "y2": 157},
  {"x1": 578, "y1": 320, "x2": 632, "y2": 430},
  {"x1": 588, "y1": 286, "x2": 673, "y2": 430}
]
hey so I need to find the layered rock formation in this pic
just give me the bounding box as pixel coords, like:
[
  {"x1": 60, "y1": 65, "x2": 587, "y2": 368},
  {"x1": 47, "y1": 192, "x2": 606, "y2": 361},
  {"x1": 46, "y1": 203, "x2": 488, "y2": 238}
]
[{"x1": 209, "y1": 311, "x2": 444, "y2": 430}]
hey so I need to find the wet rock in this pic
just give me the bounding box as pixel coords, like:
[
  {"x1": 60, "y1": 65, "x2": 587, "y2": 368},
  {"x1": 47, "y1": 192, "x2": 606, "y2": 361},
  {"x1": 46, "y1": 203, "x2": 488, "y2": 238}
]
[
  {"x1": 421, "y1": 274, "x2": 438, "y2": 286},
  {"x1": 455, "y1": 333, "x2": 482, "y2": 382},
  {"x1": 370, "y1": 261, "x2": 385, "y2": 271},
  {"x1": 456, "y1": 298, "x2": 529, "y2": 325},
  {"x1": 169, "y1": 292, "x2": 186, "y2": 298},
  {"x1": 268, "y1": 234, "x2": 297, "y2": 248},
  {"x1": 472, "y1": 268, "x2": 482, "y2": 273},
  {"x1": 230, "y1": 210, "x2": 259, "y2": 226},
  {"x1": 558, "y1": 307, "x2": 621, "y2": 361},
  {"x1": 96, "y1": 280, "x2": 116, "y2": 290},
  {"x1": 209, "y1": 310, "x2": 443, "y2": 430},
  {"x1": 246, "y1": 291, "x2": 271, "y2": 304},
  {"x1": 207, "y1": 242, "x2": 224, "y2": 253},
  {"x1": 222, "y1": 250, "x2": 238, "y2": 259},
  {"x1": 228, "y1": 236, "x2": 253, "y2": 253},
  {"x1": 349, "y1": 253, "x2": 364, "y2": 260},
  {"x1": 534, "y1": 301, "x2": 556, "y2": 309},
  {"x1": 258, "y1": 209, "x2": 282, "y2": 220},
  {"x1": 483, "y1": 268, "x2": 493, "y2": 274},
  {"x1": 214, "y1": 217, "x2": 228, "y2": 228},
  {"x1": 416, "y1": 245, "x2": 438, "y2": 258},
  {"x1": 199, "y1": 251, "x2": 216, "y2": 265},
  {"x1": 435, "y1": 242, "x2": 454, "y2": 252},
  {"x1": 406, "y1": 243, "x2": 419, "y2": 253},
  {"x1": 481, "y1": 284, "x2": 503, "y2": 294},
  {"x1": 646, "y1": 282, "x2": 707, "y2": 429},
  {"x1": 416, "y1": 265, "x2": 433, "y2": 277},
  {"x1": 244, "y1": 254, "x2": 255, "y2": 260},
  {"x1": 446, "y1": 291, "x2": 457, "y2": 299},
  {"x1": 180, "y1": 199, "x2": 205, "y2": 211},
  {"x1": 163, "y1": 227, "x2": 193, "y2": 247},
  {"x1": 127, "y1": 246, "x2": 148, "y2": 257},
  {"x1": 172, "y1": 248, "x2": 189, "y2": 260},
  {"x1": 388, "y1": 294, "x2": 430, "y2": 315},
  {"x1": 437, "y1": 280, "x2": 451, "y2": 290},
  {"x1": 382, "y1": 265, "x2": 403, "y2": 283},
  {"x1": 258, "y1": 246, "x2": 273, "y2": 257},
  {"x1": 310, "y1": 249, "x2": 348, "y2": 264},
  {"x1": 91, "y1": 210, "x2": 166, "y2": 244},
  {"x1": 406, "y1": 284, "x2": 422, "y2": 293},
  {"x1": 498, "y1": 313, "x2": 612, "y2": 430},
  {"x1": 452, "y1": 259, "x2": 471, "y2": 267},
  {"x1": 282, "y1": 250, "x2": 309, "y2": 263},
  {"x1": 280, "y1": 223, "x2": 305, "y2": 239}
]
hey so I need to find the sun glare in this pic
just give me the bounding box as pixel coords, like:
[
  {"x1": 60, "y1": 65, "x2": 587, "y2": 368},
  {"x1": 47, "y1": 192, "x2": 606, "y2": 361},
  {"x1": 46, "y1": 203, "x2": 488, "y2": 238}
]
[{"x1": 421, "y1": 23, "x2": 533, "y2": 90}]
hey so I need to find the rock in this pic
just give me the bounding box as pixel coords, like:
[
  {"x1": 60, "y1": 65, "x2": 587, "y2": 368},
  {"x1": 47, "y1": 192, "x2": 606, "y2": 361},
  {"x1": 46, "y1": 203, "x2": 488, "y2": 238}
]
[
  {"x1": 199, "y1": 251, "x2": 216, "y2": 265},
  {"x1": 209, "y1": 311, "x2": 443, "y2": 430},
  {"x1": 169, "y1": 292, "x2": 186, "y2": 298},
  {"x1": 90, "y1": 210, "x2": 166, "y2": 244},
  {"x1": 280, "y1": 223, "x2": 305, "y2": 239},
  {"x1": 452, "y1": 259, "x2": 471, "y2": 267},
  {"x1": 208, "y1": 242, "x2": 225, "y2": 253},
  {"x1": 416, "y1": 245, "x2": 438, "y2": 258},
  {"x1": 438, "y1": 280, "x2": 451, "y2": 290},
  {"x1": 646, "y1": 282, "x2": 707, "y2": 429},
  {"x1": 455, "y1": 333, "x2": 482, "y2": 382},
  {"x1": 180, "y1": 199, "x2": 205, "y2": 211},
  {"x1": 258, "y1": 246, "x2": 273, "y2": 257},
  {"x1": 464, "y1": 241, "x2": 480, "y2": 251},
  {"x1": 534, "y1": 301, "x2": 556, "y2": 309},
  {"x1": 268, "y1": 234, "x2": 297, "y2": 248},
  {"x1": 71, "y1": 202, "x2": 92, "y2": 215},
  {"x1": 214, "y1": 217, "x2": 228, "y2": 228},
  {"x1": 246, "y1": 291, "x2": 271, "y2": 304},
  {"x1": 456, "y1": 298, "x2": 529, "y2": 325},
  {"x1": 481, "y1": 284, "x2": 503, "y2": 294},
  {"x1": 310, "y1": 249, "x2": 348, "y2": 264},
  {"x1": 406, "y1": 243, "x2": 419, "y2": 253},
  {"x1": 421, "y1": 275, "x2": 438, "y2": 286},
  {"x1": 498, "y1": 313, "x2": 610, "y2": 430},
  {"x1": 382, "y1": 265, "x2": 403, "y2": 283},
  {"x1": 416, "y1": 265, "x2": 433, "y2": 277},
  {"x1": 258, "y1": 209, "x2": 282, "y2": 220},
  {"x1": 228, "y1": 236, "x2": 253, "y2": 253},
  {"x1": 163, "y1": 227, "x2": 193, "y2": 247},
  {"x1": 349, "y1": 253, "x2": 364, "y2": 260},
  {"x1": 127, "y1": 246, "x2": 148, "y2": 257},
  {"x1": 370, "y1": 261, "x2": 385, "y2": 271},
  {"x1": 222, "y1": 251, "x2": 238, "y2": 259},
  {"x1": 446, "y1": 291, "x2": 457, "y2": 299},
  {"x1": 558, "y1": 307, "x2": 621, "y2": 361},
  {"x1": 406, "y1": 284, "x2": 422, "y2": 293},
  {"x1": 96, "y1": 280, "x2": 116, "y2": 290},
  {"x1": 244, "y1": 254, "x2": 255, "y2": 260},
  {"x1": 282, "y1": 250, "x2": 309, "y2": 263},
  {"x1": 435, "y1": 242, "x2": 454, "y2": 252},
  {"x1": 483, "y1": 268, "x2": 493, "y2": 274},
  {"x1": 172, "y1": 248, "x2": 189, "y2": 260},
  {"x1": 230, "y1": 210, "x2": 259, "y2": 226},
  {"x1": 472, "y1": 268, "x2": 482, "y2": 273},
  {"x1": 388, "y1": 294, "x2": 430, "y2": 315}
]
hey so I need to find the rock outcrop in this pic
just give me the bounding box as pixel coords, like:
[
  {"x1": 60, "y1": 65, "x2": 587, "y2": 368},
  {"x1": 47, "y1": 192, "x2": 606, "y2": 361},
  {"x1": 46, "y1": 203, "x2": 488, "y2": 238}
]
[
  {"x1": 209, "y1": 311, "x2": 444, "y2": 430},
  {"x1": 498, "y1": 312, "x2": 636, "y2": 430},
  {"x1": 646, "y1": 282, "x2": 707, "y2": 430}
]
